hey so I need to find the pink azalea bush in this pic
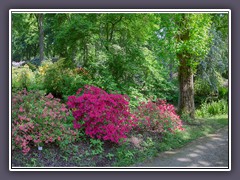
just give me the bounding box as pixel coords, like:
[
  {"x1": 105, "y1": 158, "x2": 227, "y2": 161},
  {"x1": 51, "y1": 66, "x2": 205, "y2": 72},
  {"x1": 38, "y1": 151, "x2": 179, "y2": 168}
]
[
  {"x1": 134, "y1": 99, "x2": 184, "y2": 134},
  {"x1": 67, "y1": 85, "x2": 138, "y2": 143},
  {"x1": 12, "y1": 89, "x2": 78, "y2": 154}
]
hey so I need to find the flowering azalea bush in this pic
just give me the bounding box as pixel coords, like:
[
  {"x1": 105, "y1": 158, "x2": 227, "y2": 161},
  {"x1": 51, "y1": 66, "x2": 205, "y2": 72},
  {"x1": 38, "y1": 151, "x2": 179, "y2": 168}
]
[
  {"x1": 67, "y1": 85, "x2": 138, "y2": 143},
  {"x1": 134, "y1": 99, "x2": 184, "y2": 134},
  {"x1": 12, "y1": 89, "x2": 78, "y2": 154}
]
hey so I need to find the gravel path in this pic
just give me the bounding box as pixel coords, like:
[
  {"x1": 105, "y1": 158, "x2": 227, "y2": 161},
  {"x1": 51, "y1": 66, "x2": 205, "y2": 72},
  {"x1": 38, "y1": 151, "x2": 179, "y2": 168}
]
[{"x1": 134, "y1": 127, "x2": 229, "y2": 167}]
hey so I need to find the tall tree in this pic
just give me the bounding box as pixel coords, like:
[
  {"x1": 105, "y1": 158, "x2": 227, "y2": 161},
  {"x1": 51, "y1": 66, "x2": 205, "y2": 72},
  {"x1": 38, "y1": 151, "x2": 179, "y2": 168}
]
[
  {"x1": 177, "y1": 14, "x2": 212, "y2": 118},
  {"x1": 158, "y1": 14, "x2": 212, "y2": 118}
]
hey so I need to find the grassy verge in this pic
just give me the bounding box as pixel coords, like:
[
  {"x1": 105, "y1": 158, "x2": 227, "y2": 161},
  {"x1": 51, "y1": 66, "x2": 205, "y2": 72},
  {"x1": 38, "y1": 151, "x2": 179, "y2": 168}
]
[
  {"x1": 11, "y1": 115, "x2": 228, "y2": 167},
  {"x1": 114, "y1": 114, "x2": 229, "y2": 166},
  {"x1": 157, "y1": 114, "x2": 228, "y2": 151}
]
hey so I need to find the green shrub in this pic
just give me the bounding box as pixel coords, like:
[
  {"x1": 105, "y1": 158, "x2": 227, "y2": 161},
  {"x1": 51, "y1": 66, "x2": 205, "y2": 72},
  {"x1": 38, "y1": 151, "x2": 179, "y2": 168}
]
[
  {"x1": 43, "y1": 64, "x2": 65, "y2": 98},
  {"x1": 12, "y1": 64, "x2": 36, "y2": 91},
  {"x1": 42, "y1": 59, "x2": 94, "y2": 99},
  {"x1": 26, "y1": 62, "x2": 37, "y2": 71},
  {"x1": 115, "y1": 142, "x2": 136, "y2": 166},
  {"x1": 194, "y1": 78, "x2": 228, "y2": 106},
  {"x1": 196, "y1": 99, "x2": 228, "y2": 118},
  {"x1": 127, "y1": 87, "x2": 147, "y2": 109},
  {"x1": 62, "y1": 74, "x2": 92, "y2": 100},
  {"x1": 89, "y1": 139, "x2": 104, "y2": 155},
  {"x1": 218, "y1": 86, "x2": 228, "y2": 100},
  {"x1": 38, "y1": 60, "x2": 54, "y2": 76},
  {"x1": 42, "y1": 59, "x2": 72, "y2": 98},
  {"x1": 194, "y1": 79, "x2": 213, "y2": 105}
]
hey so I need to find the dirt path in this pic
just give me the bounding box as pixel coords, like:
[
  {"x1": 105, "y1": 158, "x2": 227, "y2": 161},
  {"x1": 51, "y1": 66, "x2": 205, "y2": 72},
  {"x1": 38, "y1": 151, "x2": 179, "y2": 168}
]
[{"x1": 134, "y1": 127, "x2": 229, "y2": 167}]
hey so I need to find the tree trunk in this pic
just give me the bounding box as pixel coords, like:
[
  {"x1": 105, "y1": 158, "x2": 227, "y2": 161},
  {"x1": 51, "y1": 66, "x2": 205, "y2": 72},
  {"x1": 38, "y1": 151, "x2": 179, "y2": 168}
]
[
  {"x1": 178, "y1": 54, "x2": 195, "y2": 118},
  {"x1": 38, "y1": 14, "x2": 44, "y2": 62},
  {"x1": 176, "y1": 14, "x2": 195, "y2": 118}
]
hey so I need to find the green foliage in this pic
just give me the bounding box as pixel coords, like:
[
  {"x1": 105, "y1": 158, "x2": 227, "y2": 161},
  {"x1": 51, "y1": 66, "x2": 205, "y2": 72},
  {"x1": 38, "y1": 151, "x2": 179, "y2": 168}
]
[
  {"x1": 115, "y1": 142, "x2": 136, "y2": 166},
  {"x1": 12, "y1": 14, "x2": 39, "y2": 60},
  {"x1": 218, "y1": 86, "x2": 228, "y2": 100},
  {"x1": 12, "y1": 64, "x2": 36, "y2": 91},
  {"x1": 194, "y1": 14, "x2": 228, "y2": 111},
  {"x1": 140, "y1": 47, "x2": 178, "y2": 102},
  {"x1": 211, "y1": 14, "x2": 229, "y2": 40},
  {"x1": 11, "y1": 12, "x2": 229, "y2": 167},
  {"x1": 141, "y1": 137, "x2": 155, "y2": 149},
  {"x1": 194, "y1": 78, "x2": 215, "y2": 105},
  {"x1": 195, "y1": 23, "x2": 228, "y2": 95},
  {"x1": 106, "y1": 153, "x2": 115, "y2": 160},
  {"x1": 38, "y1": 60, "x2": 53, "y2": 76},
  {"x1": 42, "y1": 58, "x2": 77, "y2": 98},
  {"x1": 180, "y1": 113, "x2": 194, "y2": 124},
  {"x1": 43, "y1": 62, "x2": 65, "y2": 98},
  {"x1": 156, "y1": 13, "x2": 214, "y2": 118},
  {"x1": 89, "y1": 139, "x2": 104, "y2": 156},
  {"x1": 194, "y1": 77, "x2": 228, "y2": 107},
  {"x1": 88, "y1": 62, "x2": 119, "y2": 93},
  {"x1": 195, "y1": 99, "x2": 228, "y2": 118},
  {"x1": 157, "y1": 14, "x2": 212, "y2": 73},
  {"x1": 61, "y1": 73, "x2": 91, "y2": 99},
  {"x1": 26, "y1": 62, "x2": 37, "y2": 71}
]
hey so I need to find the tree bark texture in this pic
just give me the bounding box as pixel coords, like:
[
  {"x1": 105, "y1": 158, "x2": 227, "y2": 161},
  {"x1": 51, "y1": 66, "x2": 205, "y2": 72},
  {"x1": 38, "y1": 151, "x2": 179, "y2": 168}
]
[
  {"x1": 176, "y1": 14, "x2": 195, "y2": 118},
  {"x1": 178, "y1": 54, "x2": 195, "y2": 118}
]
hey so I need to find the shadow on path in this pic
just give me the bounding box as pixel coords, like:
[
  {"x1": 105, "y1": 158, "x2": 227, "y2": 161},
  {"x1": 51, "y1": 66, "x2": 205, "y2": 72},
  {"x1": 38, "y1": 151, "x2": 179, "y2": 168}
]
[{"x1": 134, "y1": 127, "x2": 229, "y2": 167}]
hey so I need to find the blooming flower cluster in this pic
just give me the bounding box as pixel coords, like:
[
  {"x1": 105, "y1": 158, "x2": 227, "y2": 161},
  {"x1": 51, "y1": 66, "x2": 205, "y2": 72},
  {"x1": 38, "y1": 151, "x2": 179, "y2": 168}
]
[
  {"x1": 12, "y1": 89, "x2": 78, "y2": 154},
  {"x1": 67, "y1": 85, "x2": 138, "y2": 143},
  {"x1": 134, "y1": 99, "x2": 184, "y2": 134}
]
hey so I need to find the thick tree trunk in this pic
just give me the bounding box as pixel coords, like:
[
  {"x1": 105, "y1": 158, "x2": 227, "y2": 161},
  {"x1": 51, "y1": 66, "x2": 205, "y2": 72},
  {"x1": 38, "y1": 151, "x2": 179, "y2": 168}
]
[
  {"x1": 176, "y1": 14, "x2": 195, "y2": 118},
  {"x1": 178, "y1": 54, "x2": 195, "y2": 118}
]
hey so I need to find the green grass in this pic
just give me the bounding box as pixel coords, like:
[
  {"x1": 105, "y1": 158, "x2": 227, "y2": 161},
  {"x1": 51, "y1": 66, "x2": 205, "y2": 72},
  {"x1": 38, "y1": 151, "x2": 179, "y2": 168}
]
[
  {"x1": 158, "y1": 115, "x2": 228, "y2": 151},
  {"x1": 115, "y1": 114, "x2": 229, "y2": 166}
]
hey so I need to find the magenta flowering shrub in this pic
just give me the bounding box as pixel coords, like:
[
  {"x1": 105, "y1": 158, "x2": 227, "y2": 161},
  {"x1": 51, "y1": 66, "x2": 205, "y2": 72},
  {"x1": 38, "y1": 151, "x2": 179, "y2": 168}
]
[
  {"x1": 12, "y1": 89, "x2": 78, "y2": 154},
  {"x1": 67, "y1": 85, "x2": 138, "y2": 143},
  {"x1": 134, "y1": 99, "x2": 184, "y2": 134}
]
